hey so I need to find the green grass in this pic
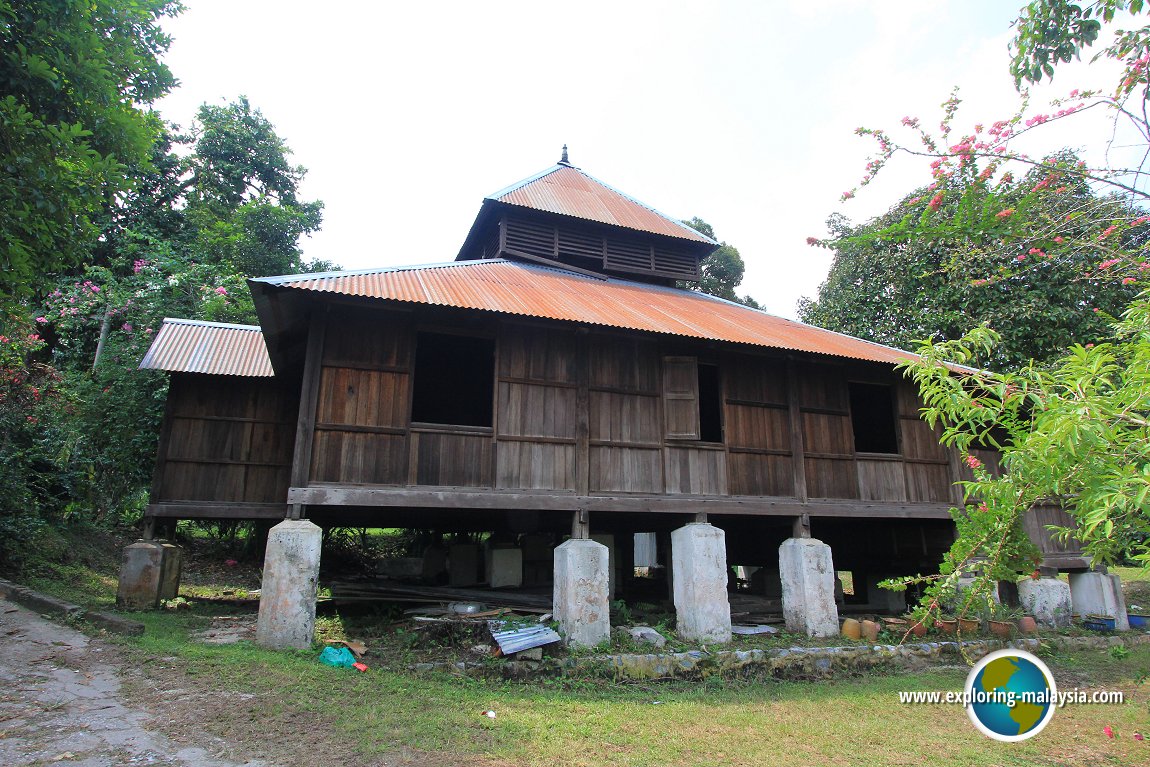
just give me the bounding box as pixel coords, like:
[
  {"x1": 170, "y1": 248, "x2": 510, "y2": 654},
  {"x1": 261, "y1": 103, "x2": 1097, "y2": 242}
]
[
  {"x1": 116, "y1": 611, "x2": 1150, "y2": 767},
  {"x1": 12, "y1": 530, "x2": 1150, "y2": 766}
]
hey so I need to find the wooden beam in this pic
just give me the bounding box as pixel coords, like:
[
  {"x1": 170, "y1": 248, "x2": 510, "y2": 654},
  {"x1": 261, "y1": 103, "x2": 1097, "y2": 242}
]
[
  {"x1": 786, "y1": 357, "x2": 808, "y2": 503},
  {"x1": 285, "y1": 485, "x2": 954, "y2": 519},
  {"x1": 146, "y1": 503, "x2": 289, "y2": 520},
  {"x1": 289, "y1": 308, "x2": 327, "y2": 490},
  {"x1": 575, "y1": 329, "x2": 590, "y2": 496}
]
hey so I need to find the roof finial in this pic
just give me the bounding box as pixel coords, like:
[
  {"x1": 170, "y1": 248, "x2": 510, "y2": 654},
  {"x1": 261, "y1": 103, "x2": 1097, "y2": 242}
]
[{"x1": 560, "y1": 144, "x2": 569, "y2": 165}]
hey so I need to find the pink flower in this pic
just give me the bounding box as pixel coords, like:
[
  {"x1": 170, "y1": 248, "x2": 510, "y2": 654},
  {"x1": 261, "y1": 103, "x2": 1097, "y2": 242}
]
[
  {"x1": 805, "y1": 237, "x2": 820, "y2": 246},
  {"x1": 1016, "y1": 254, "x2": 1027, "y2": 262},
  {"x1": 121, "y1": 323, "x2": 133, "y2": 332},
  {"x1": 215, "y1": 287, "x2": 228, "y2": 295},
  {"x1": 225, "y1": 559, "x2": 238, "y2": 567},
  {"x1": 1099, "y1": 225, "x2": 1118, "y2": 240},
  {"x1": 928, "y1": 192, "x2": 944, "y2": 212},
  {"x1": 1123, "y1": 277, "x2": 1136, "y2": 284},
  {"x1": 35, "y1": 316, "x2": 46, "y2": 324},
  {"x1": 996, "y1": 208, "x2": 1015, "y2": 219},
  {"x1": 1099, "y1": 258, "x2": 1121, "y2": 270},
  {"x1": 964, "y1": 455, "x2": 983, "y2": 469},
  {"x1": 90, "y1": 285, "x2": 100, "y2": 293},
  {"x1": 1053, "y1": 236, "x2": 1064, "y2": 244}
]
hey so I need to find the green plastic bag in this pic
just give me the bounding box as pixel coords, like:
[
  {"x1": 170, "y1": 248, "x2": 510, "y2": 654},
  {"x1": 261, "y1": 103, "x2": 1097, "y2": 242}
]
[{"x1": 318, "y1": 645, "x2": 357, "y2": 668}]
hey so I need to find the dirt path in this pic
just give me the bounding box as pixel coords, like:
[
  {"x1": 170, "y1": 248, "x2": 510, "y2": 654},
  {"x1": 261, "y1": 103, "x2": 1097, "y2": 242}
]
[{"x1": 0, "y1": 597, "x2": 265, "y2": 767}]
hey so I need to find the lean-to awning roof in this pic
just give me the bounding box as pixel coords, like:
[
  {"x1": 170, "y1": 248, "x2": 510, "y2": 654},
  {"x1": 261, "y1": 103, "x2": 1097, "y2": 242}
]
[{"x1": 139, "y1": 318, "x2": 274, "y2": 377}]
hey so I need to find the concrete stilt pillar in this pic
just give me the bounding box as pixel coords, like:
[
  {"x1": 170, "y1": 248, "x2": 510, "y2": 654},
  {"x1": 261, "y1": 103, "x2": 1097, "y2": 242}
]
[
  {"x1": 864, "y1": 574, "x2": 906, "y2": 613},
  {"x1": 1069, "y1": 572, "x2": 1129, "y2": 630},
  {"x1": 256, "y1": 519, "x2": 322, "y2": 650},
  {"x1": 671, "y1": 522, "x2": 732, "y2": 643},
  {"x1": 779, "y1": 537, "x2": 840, "y2": 637},
  {"x1": 116, "y1": 540, "x2": 183, "y2": 610},
  {"x1": 1019, "y1": 576, "x2": 1072, "y2": 628},
  {"x1": 590, "y1": 534, "x2": 617, "y2": 600},
  {"x1": 553, "y1": 538, "x2": 610, "y2": 648}
]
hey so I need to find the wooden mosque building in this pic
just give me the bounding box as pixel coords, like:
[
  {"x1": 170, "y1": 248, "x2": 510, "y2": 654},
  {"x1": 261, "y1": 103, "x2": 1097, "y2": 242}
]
[{"x1": 125, "y1": 150, "x2": 1086, "y2": 647}]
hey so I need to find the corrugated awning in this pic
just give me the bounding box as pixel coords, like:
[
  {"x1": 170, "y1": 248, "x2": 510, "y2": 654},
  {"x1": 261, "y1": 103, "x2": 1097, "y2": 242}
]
[
  {"x1": 139, "y1": 318, "x2": 274, "y2": 377},
  {"x1": 254, "y1": 260, "x2": 922, "y2": 367}
]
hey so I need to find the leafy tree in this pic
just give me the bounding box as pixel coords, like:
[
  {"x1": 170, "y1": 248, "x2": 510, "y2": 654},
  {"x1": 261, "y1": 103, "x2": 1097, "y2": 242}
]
[
  {"x1": 826, "y1": 2, "x2": 1150, "y2": 622},
  {"x1": 681, "y1": 217, "x2": 762, "y2": 309},
  {"x1": 800, "y1": 151, "x2": 1142, "y2": 368},
  {"x1": 0, "y1": 0, "x2": 180, "y2": 302}
]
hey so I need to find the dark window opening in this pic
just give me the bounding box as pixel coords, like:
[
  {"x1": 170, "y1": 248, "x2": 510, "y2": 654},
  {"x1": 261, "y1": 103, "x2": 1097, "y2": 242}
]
[
  {"x1": 849, "y1": 382, "x2": 899, "y2": 453},
  {"x1": 411, "y1": 332, "x2": 495, "y2": 427},
  {"x1": 697, "y1": 363, "x2": 723, "y2": 442}
]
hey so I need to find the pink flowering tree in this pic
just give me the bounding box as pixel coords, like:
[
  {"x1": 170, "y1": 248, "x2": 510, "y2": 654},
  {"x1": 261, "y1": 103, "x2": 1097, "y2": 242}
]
[{"x1": 813, "y1": 1, "x2": 1150, "y2": 625}]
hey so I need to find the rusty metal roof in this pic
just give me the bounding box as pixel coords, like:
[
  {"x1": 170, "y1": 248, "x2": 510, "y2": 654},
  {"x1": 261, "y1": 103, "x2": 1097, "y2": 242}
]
[
  {"x1": 489, "y1": 164, "x2": 716, "y2": 244},
  {"x1": 139, "y1": 318, "x2": 274, "y2": 377},
  {"x1": 255, "y1": 260, "x2": 920, "y2": 366}
]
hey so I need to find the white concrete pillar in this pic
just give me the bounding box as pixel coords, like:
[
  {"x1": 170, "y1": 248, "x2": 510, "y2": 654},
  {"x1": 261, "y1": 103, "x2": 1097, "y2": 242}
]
[
  {"x1": 864, "y1": 574, "x2": 907, "y2": 613},
  {"x1": 487, "y1": 547, "x2": 523, "y2": 588},
  {"x1": 256, "y1": 520, "x2": 322, "y2": 650},
  {"x1": 590, "y1": 533, "x2": 617, "y2": 600},
  {"x1": 1019, "y1": 576, "x2": 1072, "y2": 628},
  {"x1": 671, "y1": 522, "x2": 732, "y2": 643},
  {"x1": 1069, "y1": 572, "x2": 1129, "y2": 630},
  {"x1": 779, "y1": 537, "x2": 840, "y2": 638},
  {"x1": 553, "y1": 538, "x2": 610, "y2": 648},
  {"x1": 117, "y1": 540, "x2": 182, "y2": 610}
]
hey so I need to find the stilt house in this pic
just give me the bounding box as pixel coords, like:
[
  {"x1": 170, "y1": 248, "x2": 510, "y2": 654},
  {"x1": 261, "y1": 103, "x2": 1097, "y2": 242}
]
[{"x1": 134, "y1": 152, "x2": 1087, "y2": 645}]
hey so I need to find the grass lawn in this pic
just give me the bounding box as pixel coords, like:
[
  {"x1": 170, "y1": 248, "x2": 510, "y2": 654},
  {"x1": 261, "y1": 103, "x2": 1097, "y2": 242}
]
[
  {"x1": 9, "y1": 529, "x2": 1150, "y2": 766},
  {"x1": 124, "y1": 609, "x2": 1150, "y2": 767}
]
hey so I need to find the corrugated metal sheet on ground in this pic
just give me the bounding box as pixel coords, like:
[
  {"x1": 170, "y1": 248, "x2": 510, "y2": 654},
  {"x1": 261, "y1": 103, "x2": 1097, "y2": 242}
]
[
  {"x1": 139, "y1": 318, "x2": 274, "y2": 377},
  {"x1": 488, "y1": 621, "x2": 561, "y2": 655},
  {"x1": 260, "y1": 260, "x2": 920, "y2": 366},
  {"x1": 492, "y1": 165, "x2": 713, "y2": 244}
]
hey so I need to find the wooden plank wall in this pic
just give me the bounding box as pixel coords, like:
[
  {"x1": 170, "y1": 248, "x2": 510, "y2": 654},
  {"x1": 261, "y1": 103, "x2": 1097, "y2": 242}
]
[
  {"x1": 156, "y1": 373, "x2": 296, "y2": 503},
  {"x1": 797, "y1": 361, "x2": 858, "y2": 499},
  {"x1": 311, "y1": 306, "x2": 412, "y2": 485},
  {"x1": 290, "y1": 308, "x2": 969, "y2": 506},
  {"x1": 588, "y1": 336, "x2": 663, "y2": 493},
  {"x1": 496, "y1": 326, "x2": 577, "y2": 490},
  {"x1": 724, "y1": 354, "x2": 793, "y2": 496}
]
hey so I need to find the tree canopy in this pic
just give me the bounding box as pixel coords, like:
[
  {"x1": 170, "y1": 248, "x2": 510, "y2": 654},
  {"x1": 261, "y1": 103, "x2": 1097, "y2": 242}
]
[
  {"x1": 0, "y1": 0, "x2": 180, "y2": 302},
  {"x1": 800, "y1": 151, "x2": 1142, "y2": 369},
  {"x1": 681, "y1": 217, "x2": 762, "y2": 309}
]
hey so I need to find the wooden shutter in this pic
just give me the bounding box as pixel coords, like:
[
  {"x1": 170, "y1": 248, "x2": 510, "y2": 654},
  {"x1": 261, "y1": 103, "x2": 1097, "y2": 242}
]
[{"x1": 662, "y1": 356, "x2": 700, "y2": 440}]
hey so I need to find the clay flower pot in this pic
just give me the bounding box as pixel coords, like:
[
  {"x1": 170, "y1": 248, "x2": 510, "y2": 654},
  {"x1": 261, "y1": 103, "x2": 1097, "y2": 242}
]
[
  {"x1": 989, "y1": 619, "x2": 1014, "y2": 639},
  {"x1": 936, "y1": 618, "x2": 958, "y2": 635},
  {"x1": 958, "y1": 618, "x2": 980, "y2": 634},
  {"x1": 907, "y1": 620, "x2": 928, "y2": 638},
  {"x1": 841, "y1": 618, "x2": 862, "y2": 640},
  {"x1": 1017, "y1": 615, "x2": 1038, "y2": 634}
]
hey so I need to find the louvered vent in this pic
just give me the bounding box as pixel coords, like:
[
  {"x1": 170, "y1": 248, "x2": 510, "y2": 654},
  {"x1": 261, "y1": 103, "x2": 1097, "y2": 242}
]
[
  {"x1": 605, "y1": 240, "x2": 653, "y2": 273},
  {"x1": 653, "y1": 246, "x2": 700, "y2": 280},
  {"x1": 505, "y1": 217, "x2": 556, "y2": 258}
]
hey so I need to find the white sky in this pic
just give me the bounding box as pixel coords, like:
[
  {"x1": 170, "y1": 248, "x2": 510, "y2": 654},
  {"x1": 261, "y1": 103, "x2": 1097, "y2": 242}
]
[{"x1": 155, "y1": 0, "x2": 1126, "y2": 319}]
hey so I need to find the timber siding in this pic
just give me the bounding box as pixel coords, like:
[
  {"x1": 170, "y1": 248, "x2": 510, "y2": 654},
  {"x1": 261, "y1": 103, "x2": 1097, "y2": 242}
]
[{"x1": 288, "y1": 304, "x2": 958, "y2": 513}]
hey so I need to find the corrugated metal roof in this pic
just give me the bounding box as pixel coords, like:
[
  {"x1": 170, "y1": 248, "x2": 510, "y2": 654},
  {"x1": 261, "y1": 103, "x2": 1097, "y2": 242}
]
[
  {"x1": 490, "y1": 164, "x2": 715, "y2": 245},
  {"x1": 256, "y1": 260, "x2": 921, "y2": 366},
  {"x1": 139, "y1": 318, "x2": 274, "y2": 377}
]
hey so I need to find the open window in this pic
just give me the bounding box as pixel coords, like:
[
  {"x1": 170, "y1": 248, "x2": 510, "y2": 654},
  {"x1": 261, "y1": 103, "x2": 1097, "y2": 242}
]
[
  {"x1": 411, "y1": 332, "x2": 495, "y2": 427},
  {"x1": 663, "y1": 356, "x2": 723, "y2": 442},
  {"x1": 848, "y1": 382, "x2": 899, "y2": 454}
]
